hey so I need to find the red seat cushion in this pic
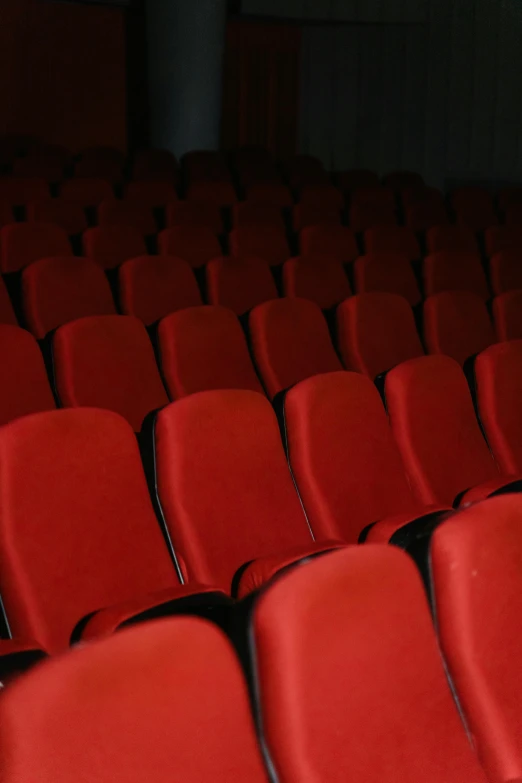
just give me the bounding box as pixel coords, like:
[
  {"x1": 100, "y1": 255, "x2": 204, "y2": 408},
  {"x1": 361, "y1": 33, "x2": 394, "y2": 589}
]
[{"x1": 0, "y1": 223, "x2": 72, "y2": 274}]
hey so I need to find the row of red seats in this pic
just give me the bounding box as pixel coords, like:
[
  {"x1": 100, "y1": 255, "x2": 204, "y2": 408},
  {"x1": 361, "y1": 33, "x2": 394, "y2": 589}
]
[{"x1": 2, "y1": 497, "x2": 522, "y2": 783}]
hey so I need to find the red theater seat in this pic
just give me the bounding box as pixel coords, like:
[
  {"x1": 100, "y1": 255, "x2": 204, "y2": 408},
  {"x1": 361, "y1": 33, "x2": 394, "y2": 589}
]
[
  {"x1": 158, "y1": 306, "x2": 264, "y2": 398},
  {"x1": 124, "y1": 181, "x2": 178, "y2": 207},
  {"x1": 0, "y1": 619, "x2": 270, "y2": 783},
  {"x1": 283, "y1": 255, "x2": 351, "y2": 310},
  {"x1": 132, "y1": 149, "x2": 178, "y2": 182},
  {"x1": 451, "y1": 186, "x2": 497, "y2": 231},
  {"x1": 0, "y1": 177, "x2": 49, "y2": 205},
  {"x1": 158, "y1": 226, "x2": 221, "y2": 269},
  {"x1": 489, "y1": 250, "x2": 522, "y2": 295},
  {"x1": 337, "y1": 169, "x2": 380, "y2": 192},
  {"x1": 475, "y1": 341, "x2": 522, "y2": 475},
  {"x1": 423, "y1": 251, "x2": 490, "y2": 301},
  {"x1": 186, "y1": 181, "x2": 237, "y2": 207},
  {"x1": 98, "y1": 199, "x2": 157, "y2": 236},
  {"x1": 0, "y1": 223, "x2": 72, "y2": 274},
  {"x1": 299, "y1": 184, "x2": 344, "y2": 209},
  {"x1": 60, "y1": 178, "x2": 113, "y2": 208},
  {"x1": 364, "y1": 225, "x2": 420, "y2": 259},
  {"x1": 0, "y1": 408, "x2": 194, "y2": 655},
  {"x1": 354, "y1": 253, "x2": 421, "y2": 306},
  {"x1": 166, "y1": 201, "x2": 223, "y2": 233},
  {"x1": 251, "y1": 546, "x2": 487, "y2": 783},
  {"x1": 22, "y1": 257, "x2": 116, "y2": 339},
  {"x1": 493, "y1": 290, "x2": 522, "y2": 340},
  {"x1": 74, "y1": 158, "x2": 123, "y2": 185},
  {"x1": 423, "y1": 291, "x2": 495, "y2": 367},
  {"x1": 154, "y1": 390, "x2": 341, "y2": 595},
  {"x1": 230, "y1": 226, "x2": 290, "y2": 267},
  {"x1": 0, "y1": 202, "x2": 14, "y2": 228},
  {"x1": 12, "y1": 157, "x2": 63, "y2": 184},
  {"x1": 0, "y1": 324, "x2": 56, "y2": 426},
  {"x1": 350, "y1": 202, "x2": 396, "y2": 232},
  {"x1": 383, "y1": 170, "x2": 425, "y2": 190},
  {"x1": 183, "y1": 150, "x2": 230, "y2": 181},
  {"x1": 293, "y1": 202, "x2": 341, "y2": 231},
  {"x1": 351, "y1": 186, "x2": 395, "y2": 210},
  {"x1": 430, "y1": 496, "x2": 522, "y2": 783},
  {"x1": 337, "y1": 293, "x2": 424, "y2": 379},
  {"x1": 232, "y1": 202, "x2": 285, "y2": 231},
  {"x1": 249, "y1": 298, "x2": 343, "y2": 399},
  {"x1": 53, "y1": 315, "x2": 169, "y2": 432},
  {"x1": 83, "y1": 225, "x2": 146, "y2": 271},
  {"x1": 300, "y1": 224, "x2": 358, "y2": 264},
  {"x1": 286, "y1": 155, "x2": 328, "y2": 188},
  {"x1": 497, "y1": 186, "x2": 522, "y2": 213},
  {"x1": 405, "y1": 201, "x2": 449, "y2": 232},
  {"x1": 119, "y1": 255, "x2": 202, "y2": 326},
  {"x1": 206, "y1": 256, "x2": 278, "y2": 315},
  {"x1": 284, "y1": 372, "x2": 428, "y2": 543},
  {"x1": 484, "y1": 226, "x2": 522, "y2": 257},
  {"x1": 401, "y1": 186, "x2": 444, "y2": 209},
  {"x1": 385, "y1": 355, "x2": 519, "y2": 506},
  {"x1": 426, "y1": 224, "x2": 479, "y2": 254},
  {"x1": 26, "y1": 199, "x2": 88, "y2": 236},
  {"x1": 0, "y1": 276, "x2": 17, "y2": 325},
  {"x1": 245, "y1": 183, "x2": 293, "y2": 207}
]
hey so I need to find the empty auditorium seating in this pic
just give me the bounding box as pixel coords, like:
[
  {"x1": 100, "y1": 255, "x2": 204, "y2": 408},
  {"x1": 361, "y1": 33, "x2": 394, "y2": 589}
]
[
  {"x1": 293, "y1": 202, "x2": 341, "y2": 231},
  {"x1": 230, "y1": 226, "x2": 290, "y2": 267},
  {"x1": 497, "y1": 186, "x2": 522, "y2": 213},
  {"x1": 0, "y1": 408, "x2": 197, "y2": 654},
  {"x1": 251, "y1": 546, "x2": 487, "y2": 783},
  {"x1": 166, "y1": 201, "x2": 223, "y2": 233},
  {"x1": 351, "y1": 186, "x2": 395, "y2": 210},
  {"x1": 0, "y1": 275, "x2": 17, "y2": 324},
  {"x1": 429, "y1": 496, "x2": 522, "y2": 783},
  {"x1": 426, "y1": 224, "x2": 479, "y2": 254},
  {"x1": 183, "y1": 150, "x2": 230, "y2": 182},
  {"x1": 83, "y1": 225, "x2": 147, "y2": 270},
  {"x1": 0, "y1": 324, "x2": 56, "y2": 426},
  {"x1": 232, "y1": 202, "x2": 285, "y2": 230},
  {"x1": 283, "y1": 255, "x2": 351, "y2": 310},
  {"x1": 132, "y1": 148, "x2": 178, "y2": 181},
  {"x1": 245, "y1": 182, "x2": 293, "y2": 206},
  {"x1": 451, "y1": 186, "x2": 497, "y2": 231},
  {"x1": 60, "y1": 178, "x2": 113, "y2": 207},
  {"x1": 98, "y1": 199, "x2": 157, "y2": 236},
  {"x1": 186, "y1": 181, "x2": 237, "y2": 206},
  {"x1": 249, "y1": 298, "x2": 343, "y2": 399},
  {"x1": 206, "y1": 256, "x2": 278, "y2": 315},
  {"x1": 153, "y1": 390, "x2": 341, "y2": 595},
  {"x1": 385, "y1": 355, "x2": 519, "y2": 506},
  {"x1": 158, "y1": 306, "x2": 264, "y2": 398},
  {"x1": 0, "y1": 202, "x2": 14, "y2": 227},
  {"x1": 0, "y1": 619, "x2": 270, "y2": 783},
  {"x1": 383, "y1": 170, "x2": 424, "y2": 190},
  {"x1": 423, "y1": 251, "x2": 490, "y2": 300},
  {"x1": 337, "y1": 293, "x2": 424, "y2": 379},
  {"x1": 158, "y1": 226, "x2": 221, "y2": 269},
  {"x1": 475, "y1": 341, "x2": 522, "y2": 475},
  {"x1": 337, "y1": 169, "x2": 380, "y2": 192},
  {"x1": 354, "y1": 253, "x2": 421, "y2": 306},
  {"x1": 405, "y1": 200, "x2": 449, "y2": 232},
  {"x1": 349, "y1": 202, "x2": 397, "y2": 232},
  {"x1": 53, "y1": 315, "x2": 169, "y2": 432},
  {"x1": 22, "y1": 257, "x2": 116, "y2": 339},
  {"x1": 300, "y1": 224, "x2": 358, "y2": 264},
  {"x1": 423, "y1": 291, "x2": 495, "y2": 367},
  {"x1": 484, "y1": 225, "x2": 522, "y2": 257},
  {"x1": 493, "y1": 290, "x2": 522, "y2": 340},
  {"x1": 364, "y1": 225, "x2": 420, "y2": 259},
  {"x1": 119, "y1": 255, "x2": 202, "y2": 326},
  {"x1": 299, "y1": 184, "x2": 344, "y2": 209},
  {"x1": 74, "y1": 158, "x2": 123, "y2": 184},
  {"x1": 283, "y1": 372, "x2": 428, "y2": 543},
  {"x1": 286, "y1": 155, "x2": 328, "y2": 188},
  {"x1": 12, "y1": 157, "x2": 63, "y2": 184},
  {"x1": 489, "y1": 250, "x2": 522, "y2": 295},
  {"x1": 26, "y1": 199, "x2": 88, "y2": 236},
  {"x1": 124, "y1": 180, "x2": 178, "y2": 206},
  {"x1": 0, "y1": 223, "x2": 72, "y2": 274},
  {"x1": 0, "y1": 177, "x2": 49, "y2": 205},
  {"x1": 401, "y1": 186, "x2": 444, "y2": 209}
]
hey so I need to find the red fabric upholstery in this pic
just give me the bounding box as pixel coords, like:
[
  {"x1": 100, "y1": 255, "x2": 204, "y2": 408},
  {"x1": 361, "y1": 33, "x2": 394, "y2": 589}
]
[
  {"x1": 158, "y1": 226, "x2": 221, "y2": 269},
  {"x1": 401, "y1": 186, "x2": 444, "y2": 208},
  {"x1": 498, "y1": 187, "x2": 522, "y2": 213},
  {"x1": 60, "y1": 178, "x2": 113, "y2": 207},
  {"x1": 365, "y1": 506, "x2": 449, "y2": 544},
  {"x1": 23, "y1": 257, "x2": 116, "y2": 339},
  {"x1": 299, "y1": 184, "x2": 344, "y2": 209},
  {"x1": 0, "y1": 202, "x2": 14, "y2": 228},
  {"x1": 158, "y1": 306, "x2": 264, "y2": 398},
  {"x1": 0, "y1": 325, "x2": 56, "y2": 426},
  {"x1": 505, "y1": 204, "x2": 522, "y2": 225},
  {"x1": 230, "y1": 226, "x2": 290, "y2": 266},
  {"x1": 252, "y1": 546, "x2": 487, "y2": 783},
  {"x1": 249, "y1": 298, "x2": 343, "y2": 399},
  {"x1": 430, "y1": 496, "x2": 522, "y2": 783},
  {"x1": 292, "y1": 203, "x2": 341, "y2": 231},
  {"x1": 74, "y1": 159, "x2": 123, "y2": 184},
  {"x1": 245, "y1": 182, "x2": 293, "y2": 206},
  {"x1": 166, "y1": 200, "x2": 223, "y2": 233},
  {"x1": 354, "y1": 252, "x2": 421, "y2": 306},
  {"x1": 485, "y1": 226, "x2": 522, "y2": 257},
  {"x1": 124, "y1": 181, "x2": 178, "y2": 206},
  {"x1": 385, "y1": 355, "x2": 500, "y2": 506},
  {"x1": 0, "y1": 409, "x2": 180, "y2": 654},
  {"x1": 12, "y1": 158, "x2": 64, "y2": 184},
  {"x1": 452, "y1": 187, "x2": 497, "y2": 231},
  {"x1": 283, "y1": 255, "x2": 351, "y2": 310},
  {"x1": 351, "y1": 186, "x2": 396, "y2": 209},
  {"x1": 0, "y1": 618, "x2": 270, "y2": 782},
  {"x1": 53, "y1": 315, "x2": 169, "y2": 432},
  {"x1": 206, "y1": 256, "x2": 278, "y2": 315},
  {"x1": 426, "y1": 225, "x2": 479, "y2": 254},
  {"x1": 337, "y1": 292, "x2": 424, "y2": 379},
  {"x1": 299, "y1": 224, "x2": 358, "y2": 263},
  {"x1": 26, "y1": 199, "x2": 88, "y2": 236},
  {"x1": 232, "y1": 202, "x2": 285, "y2": 230},
  {"x1": 405, "y1": 201, "x2": 449, "y2": 232},
  {"x1": 119, "y1": 255, "x2": 202, "y2": 326},
  {"x1": 0, "y1": 275, "x2": 17, "y2": 325},
  {"x1": 98, "y1": 199, "x2": 157, "y2": 236},
  {"x1": 423, "y1": 251, "x2": 490, "y2": 301},
  {"x1": 475, "y1": 341, "x2": 522, "y2": 475},
  {"x1": 133, "y1": 148, "x2": 178, "y2": 181},
  {"x1": 457, "y1": 476, "x2": 522, "y2": 506},
  {"x1": 285, "y1": 371, "x2": 422, "y2": 543},
  {"x1": 349, "y1": 202, "x2": 397, "y2": 231},
  {"x1": 384, "y1": 170, "x2": 425, "y2": 190},
  {"x1": 423, "y1": 291, "x2": 495, "y2": 367},
  {"x1": 0, "y1": 177, "x2": 49, "y2": 205},
  {"x1": 489, "y1": 251, "x2": 522, "y2": 295},
  {"x1": 493, "y1": 291, "x2": 522, "y2": 340},
  {"x1": 83, "y1": 225, "x2": 147, "y2": 270},
  {"x1": 0, "y1": 223, "x2": 72, "y2": 274},
  {"x1": 364, "y1": 226, "x2": 420, "y2": 259},
  {"x1": 154, "y1": 391, "x2": 324, "y2": 593},
  {"x1": 183, "y1": 151, "x2": 230, "y2": 181},
  {"x1": 337, "y1": 169, "x2": 380, "y2": 191},
  {"x1": 186, "y1": 181, "x2": 237, "y2": 206},
  {"x1": 286, "y1": 155, "x2": 327, "y2": 189}
]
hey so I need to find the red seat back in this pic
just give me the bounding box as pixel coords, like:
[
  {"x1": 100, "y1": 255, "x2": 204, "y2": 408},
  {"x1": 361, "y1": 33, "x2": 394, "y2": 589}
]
[{"x1": 423, "y1": 291, "x2": 495, "y2": 367}]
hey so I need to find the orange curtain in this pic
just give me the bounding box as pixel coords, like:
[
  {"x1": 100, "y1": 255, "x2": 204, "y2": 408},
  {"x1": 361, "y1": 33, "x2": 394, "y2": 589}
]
[{"x1": 222, "y1": 19, "x2": 301, "y2": 159}]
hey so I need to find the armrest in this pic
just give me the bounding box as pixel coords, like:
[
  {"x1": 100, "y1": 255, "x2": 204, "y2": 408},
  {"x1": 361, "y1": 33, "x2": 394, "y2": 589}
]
[
  {"x1": 73, "y1": 585, "x2": 231, "y2": 645},
  {"x1": 457, "y1": 477, "x2": 522, "y2": 506},
  {"x1": 364, "y1": 506, "x2": 451, "y2": 544},
  {"x1": 0, "y1": 639, "x2": 48, "y2": 685}
]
